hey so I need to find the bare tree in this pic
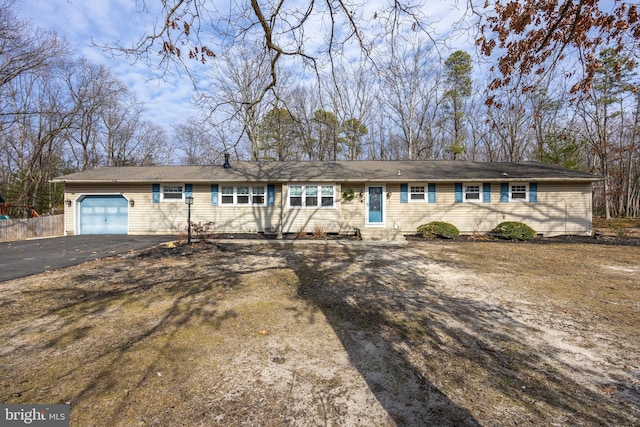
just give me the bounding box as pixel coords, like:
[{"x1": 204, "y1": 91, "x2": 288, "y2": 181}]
[
  {"x1": 110, "y1": 0, "x2": 435, "y2": 103},
  {"x1": 575, "y1": 49, "x2": 637, "y2": 219},
  {"x1": 379, "y1": 36, "x2": 444, "y2": 160},
  {"x1": 0, "y1": 1, "x2": 68, "y2": 101},
  {"x1": 62, "y1": 59, "x2": 133, "y2": 169},
  {"x1": 484, "y1": 77, "x2": 535, "y2": 162},
  {"x1": 200, "y1": 43, "x2": 275, "y2": 160},
  {"x1": 100, "y1": 95, "x2": 144, "y2": 166},
  {"x1": 0, "y1": 7, "x2": 73, "y2": 211},
  {"x1": 329, "y1": 64, "x2": 375, "y2": 160},
  {"x1": 286, "y1": 85, "x2": 320, "y2": 161},
  {"x1": 135, "y1": 121, "x2": 173, "y2": 165},
  {"x1": 174, "y1": 118, "x2": 219, "y2": 165}
]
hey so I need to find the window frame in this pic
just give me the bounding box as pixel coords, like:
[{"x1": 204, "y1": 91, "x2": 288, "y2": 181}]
[
  {"x1": 219, "y1": 185, "x2": 267, "y2": 206},
  {"x1": 409, "y1": 185, "x2": 426, "y2": 202},
  {"x1": 252, "y1": 186, "x2": 265, "y2": 205},
  {"x1": 509, "y1": 183, "x2": 529, "y2": 202},
  {"x1": 288, "y1": 184, "x2": 335, "y2": 208},
  {"x1": 463, "y1": 184, "x2": 483, "y2": 202},
  {"x1": 161, "y1": 184, "x2": 184, "y2": 202}
]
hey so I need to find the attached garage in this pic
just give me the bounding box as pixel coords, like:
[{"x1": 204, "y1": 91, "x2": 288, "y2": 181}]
[
  {"x1": 79, "y1": 195, "x2": 128, "y2": 235},
  {"x1": 54, "y1": 162, "x2": 601, "y2": 238}
]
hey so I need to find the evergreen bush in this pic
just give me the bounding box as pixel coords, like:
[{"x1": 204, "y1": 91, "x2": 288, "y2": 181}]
[
  {"x1": 489, "y1": 222, "x2": 536, "y2": 241},
  {"x1": 417, "y1": 221, "x2": 460, "y2": 239}
]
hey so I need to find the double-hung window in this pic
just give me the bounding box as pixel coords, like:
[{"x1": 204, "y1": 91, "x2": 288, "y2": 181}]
[
  {"x1": 220, "y1": 186, "x2": 266, "y2": 206},
  {"x1": 464, "y1": 185, "x2": 481, "y2": 202},
  {"x1": 321, "y1": 186, "x2": 334, "y2": 206},
  {"x1": 510, "y1": 184, "x2": 528, "y2": 201},
  {"x1": 410, "y1": 186, "x2": 426, "y2": 201},
  {"x1": 236, "y1": 186, "x2": 250, "y2": 204},
  {"x1": 221, "y1": 186, "x2": 234, "y2": 204},
  {"x1": 305, "y1": 186, "x2": 318, "y2": 206},
  {"x1": 162, "y1": 185, "x2": 184, "y2": 202},
  {"x1": 289, "y1": 186, "x2": 303, "y2": 207},
  {"x1": 289, "y1": 184, "x2": 335, "y2": 208},
  {"x1": 500, "y1": 182, "x2": 536, "y2": 202},
  {"x1": 252, "y1": 186, "x2": 265, "y2": 204}
]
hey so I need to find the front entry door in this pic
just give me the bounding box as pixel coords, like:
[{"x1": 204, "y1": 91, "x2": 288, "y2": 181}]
[{"x1": 367, "y1": 186, "x2": 384, "y2": 224}]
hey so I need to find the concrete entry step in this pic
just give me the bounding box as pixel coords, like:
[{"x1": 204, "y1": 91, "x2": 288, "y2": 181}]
[{"x1": 358, "y1": 228, "x2": 407, "y2": 242}]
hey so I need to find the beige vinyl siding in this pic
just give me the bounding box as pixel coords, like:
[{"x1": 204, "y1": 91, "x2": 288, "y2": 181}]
[
  {"x1": 63, "y1": 180, "x2": 593, "y2": 238},
  {"x1": 205, "y1": 184, "x2": 281, "y2": 234},
  {"x1": 280, "y1": 184, "x2": 341, "y2": 234},
  {"x1": 384, "y1": 182, "x2": 592, "y2": 237},
  {"x1": 148, "y1": 183, "x2": 282, "y2": 235},
  {"x1": 64, "y1": 183, "x2": 283, "y2": 235},
  {"x1": 338, "y1": 182, "x2": 367, "y2": 233}
]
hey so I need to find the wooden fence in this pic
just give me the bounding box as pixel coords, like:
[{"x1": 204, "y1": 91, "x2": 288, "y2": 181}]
[{"x1": 0, "y1": 215, "x2": 64, "y2": 242}]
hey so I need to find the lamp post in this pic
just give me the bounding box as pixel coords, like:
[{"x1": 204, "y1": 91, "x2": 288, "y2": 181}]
[{"x1": 185, "y1": 196, "x2": 194, "y2": 244}]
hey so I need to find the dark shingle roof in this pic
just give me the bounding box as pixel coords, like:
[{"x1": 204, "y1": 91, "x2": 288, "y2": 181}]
[{"x1": 52, "y1": 161, "x2": 601, "y2": 183}]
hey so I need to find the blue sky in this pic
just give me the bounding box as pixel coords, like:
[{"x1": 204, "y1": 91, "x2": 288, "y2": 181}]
[
  {"x1": 15, "y1": 0, "x2": 200, "y2": 130},
  {"x1": 14, "y1": 0, "x2": 473, "y2": 130}
]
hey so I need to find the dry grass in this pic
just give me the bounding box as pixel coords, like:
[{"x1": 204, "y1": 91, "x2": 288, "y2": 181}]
[
  {"x1": 422, "y1": 241, "x2": 640, "y2": 336},
  {"x1": 0, "y1": 240, "x2": 638, "y2": 426},
  {"x1": 311, "y1": 222, "x2": 327, "y2": 238},
  {"x1": 593, "y1": 217, "x2": 640, "y2": 237}
]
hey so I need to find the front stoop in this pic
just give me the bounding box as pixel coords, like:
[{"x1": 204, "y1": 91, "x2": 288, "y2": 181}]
[{"x1": 359, "y1": 228, "x2": 407, "y2": 242}]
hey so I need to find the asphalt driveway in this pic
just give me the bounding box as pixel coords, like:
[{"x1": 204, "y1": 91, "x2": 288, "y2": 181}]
[{"x1": 0, "y1": 235, "x2": 174, "y2": 282}]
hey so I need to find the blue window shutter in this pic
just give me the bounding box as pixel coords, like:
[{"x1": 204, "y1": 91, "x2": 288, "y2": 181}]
[
  {"x1": 455, "y1": 183, "x2": 463, "y2": 203},
  {"x1": 428, "y1": 183, "x2": 436, "y2": 203},
  {"x1": 400, "y1": 184, "x2": 408, "y2": 203},
  {"x1": 267, "y1": 184, "x2": 275, "y2": 206},
  {"x1": 152, "y1": 184, "x2": 160, "y2": 203},
  {"x1": 500, "y1": 183, "x2": 509, "y2": 202},
  {"x1": 211, "y1": 184, "x2": 219, "y2": 206},
  {"x1": 483, "y1": 183, "x2": 491, "y2": 203},
  {"x1": 529, "y1": 182, "x2": 538, "y2": 202},
  {"x1": 185, "y1": 183, "x2": 193, "y2": 198}
]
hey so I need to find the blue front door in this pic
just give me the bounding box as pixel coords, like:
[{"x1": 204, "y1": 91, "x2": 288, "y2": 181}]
[
  {"x1": 367, "y1": 186, "x2": 383, "y2": 224},
  {"x1": 80, "y1": 195, "x2": 128, "y2": 234}
]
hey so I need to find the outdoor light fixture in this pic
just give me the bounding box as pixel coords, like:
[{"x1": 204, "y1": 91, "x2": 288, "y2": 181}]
[
  {"x1": 358, "y1": 191, "x2": 364, "y2": 202},
  {"x1": 129, "y1": 199, "x2": 135, "y2": 207},
  {"x1": 387, "y1": 191, "x2": 392, "y2": 199},
  {"x1": 396, "y1": 169, "x2": 402, "y2": 176},
  {"x1": 65, "y1": 199, "x2": 72, "y2": 207},
  {"x1": 185, "y1": 196, "x2": 194, "y2": 244}
]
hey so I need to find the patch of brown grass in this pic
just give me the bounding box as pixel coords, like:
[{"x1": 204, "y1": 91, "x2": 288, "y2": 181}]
[
  {"x1": 1, "y1": 241, "x2": 638, "y2": 426},
  {"x1": 312, "y1": 222, "x2": 327, "y2": 238},
  {"x1": 419, "y1": 241, "x2": 640, "y2": 336}
]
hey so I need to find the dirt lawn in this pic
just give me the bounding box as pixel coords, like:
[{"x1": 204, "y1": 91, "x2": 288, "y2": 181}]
[{"x1": 1, "y1": 239, "x2": 639, "y2": 426}]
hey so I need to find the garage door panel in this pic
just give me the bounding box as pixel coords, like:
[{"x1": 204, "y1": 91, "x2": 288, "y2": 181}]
[{"x1": 80, "y1": 196, "x2": 128, "y2": 234}]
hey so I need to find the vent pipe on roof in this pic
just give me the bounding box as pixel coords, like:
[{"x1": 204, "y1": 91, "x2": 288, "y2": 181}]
[{"x1": 223, "y1": 153, "x2": 231, "y2": 169}]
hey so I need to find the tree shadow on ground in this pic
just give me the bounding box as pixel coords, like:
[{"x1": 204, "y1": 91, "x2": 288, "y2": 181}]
[
  {"x1": 0, "y1": 247, "x2": 245, "y2": 425},
  {"x1": 283, "y1": 242, "x2": 637, "y2": 426},
  {"x1": 1, "y1": 241, "x2": 636, "y2": 425},
  {"x1": 282, "y1": 242, "x2": 480, "y2": 426}
]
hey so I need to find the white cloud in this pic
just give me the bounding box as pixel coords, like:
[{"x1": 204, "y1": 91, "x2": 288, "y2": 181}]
[
  {"x1": 15, "y1": 0, "x2": 481, "y2": 132},
  {"x1": 16, "y1": 0, "x2": 197, "y2": 130}
]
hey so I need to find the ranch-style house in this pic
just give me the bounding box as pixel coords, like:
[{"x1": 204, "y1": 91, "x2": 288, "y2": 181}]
[{"x1": 52, "y1": 159, "x2": 601, "y2": 239}]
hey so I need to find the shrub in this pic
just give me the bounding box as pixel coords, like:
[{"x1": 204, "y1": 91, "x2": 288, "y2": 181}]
[
  {"x1": 490, "y1": 221, "x2": 536, "y2": 241},
  {"x1": 189, "y1": 221, "x2": 216, "y2": 242},
  {"x1": 295, "y1": 226, "x2": 307, "y2": 239},
  {"x1": 417, "y1": 221, "x2": 460, "y2": 239},
  {"x1": 312, "y1": 223, "x2": 327, "y2": 238}
]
